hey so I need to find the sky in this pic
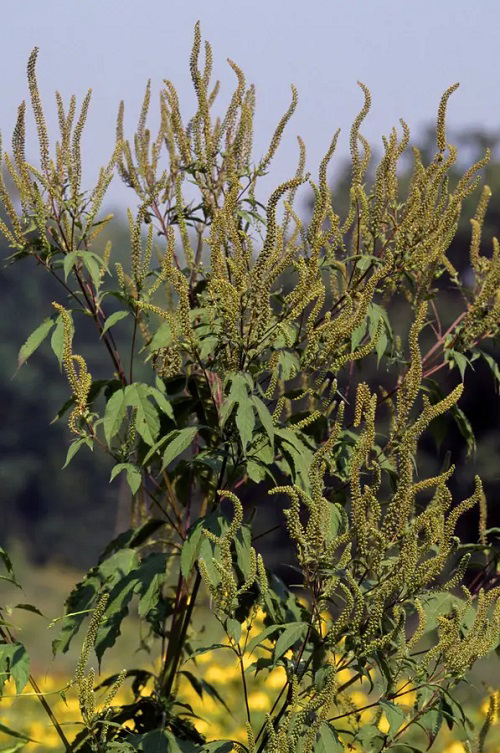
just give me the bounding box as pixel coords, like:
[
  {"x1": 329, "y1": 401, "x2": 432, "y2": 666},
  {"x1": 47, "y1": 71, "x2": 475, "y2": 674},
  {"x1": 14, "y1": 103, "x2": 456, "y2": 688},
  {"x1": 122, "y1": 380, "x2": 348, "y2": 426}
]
[{"x1": 0, "y1": 0, "x2": 498, "y2": 217}]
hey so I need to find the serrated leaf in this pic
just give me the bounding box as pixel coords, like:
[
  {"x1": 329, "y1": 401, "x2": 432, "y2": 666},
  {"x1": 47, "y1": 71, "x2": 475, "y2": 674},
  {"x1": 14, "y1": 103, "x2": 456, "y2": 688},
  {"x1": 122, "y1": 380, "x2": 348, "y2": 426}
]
[
  {"x1": 62, "y1": 437, "x2": 92, "y2": 469},
  {"x1": 110, "y1": 463, "x2": 142, "y2": 495},
  {"x1": 315, "y1": 723, "x2": 343, "y2": 753},
  {"x1": 124, "y1": 383, "x2": 160, "y2": 446},
  {"x1": 162, "y1": 426, "x2": 197, "y2": 469},
  {"x1": 101, "y1": 310, "x2": 129, "y2": 336},
  {"x1": 16, "y1": 318, "x2": 55, "y2": 370},
  {"x1": 251, "y1": 396, "x2": 274, "y2": 450},
  {"x1": 103, "y1": 388, "x2": 128, "y2": 446},
  {"x1": 82, "y1": 252, "x2": 103, "y2": 288},
  {"x1": 236, "y1": 396, "x2": 255, "y2": 452},
  {"x1": 198, "y1": 335, "x2": 218, "y2": 360},
  {"x1": 149, "y1": 322, "x2": 172, "y2": 351},
  {"x1": 136, "y1": 552, "x2": 171, "y2": 618},
  {"x1": 379, "y1": 699, "x2": 406, "y2": 738},
  {"x1": 226, "y1": 618, "x2": 242, "y2": 644},
  {"x1": 146, "y1": 386, "x2": 174, "y2": 420},
  {"x1": 63, "y1": 250, "x2": 80, "y2": 281}
]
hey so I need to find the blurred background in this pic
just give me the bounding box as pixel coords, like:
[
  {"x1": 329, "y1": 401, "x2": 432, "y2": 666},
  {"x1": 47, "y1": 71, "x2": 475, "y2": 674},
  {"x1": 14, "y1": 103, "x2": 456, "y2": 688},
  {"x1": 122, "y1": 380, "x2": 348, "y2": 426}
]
[{"x1": 0, "y1": 0, "x2": 499, "y2": 572}]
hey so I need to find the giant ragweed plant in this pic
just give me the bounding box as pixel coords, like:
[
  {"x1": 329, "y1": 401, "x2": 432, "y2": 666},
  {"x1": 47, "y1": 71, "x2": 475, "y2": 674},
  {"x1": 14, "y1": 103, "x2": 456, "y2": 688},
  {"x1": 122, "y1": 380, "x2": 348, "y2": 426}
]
[{"x1": 1, "y1": 22, "x2": 500, "y2": 753}]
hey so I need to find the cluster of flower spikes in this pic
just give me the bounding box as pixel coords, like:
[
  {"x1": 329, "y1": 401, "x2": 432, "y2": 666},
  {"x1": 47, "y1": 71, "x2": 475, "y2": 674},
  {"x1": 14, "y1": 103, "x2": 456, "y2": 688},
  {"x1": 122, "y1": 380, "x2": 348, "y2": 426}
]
[
  {"x1": 197, "y1": 490, "x2": 268, "y2": 616},
  {"x1": 52, "y1": 302, "x2": 92, "y2": 434},
  {"x1": 0, "y1": 47, "x2": 121, "y2": 262},
  {"x1": 74, "y1": 593, "x2": 127, "y2": 746}
]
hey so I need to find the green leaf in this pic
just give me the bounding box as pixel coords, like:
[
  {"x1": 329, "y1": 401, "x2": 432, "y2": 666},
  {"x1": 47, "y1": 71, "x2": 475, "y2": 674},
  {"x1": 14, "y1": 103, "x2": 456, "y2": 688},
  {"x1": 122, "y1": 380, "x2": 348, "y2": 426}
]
[
  {"x1": 16, "y1": 318, "x2": 55, "y2": 370},
  {"x1": 226, "y1": 618, "x2": 242, "y2": 644},
  {"x1": 277, "y1": 350, "x2": 300, "y2": 380},
  {"x1": 198, "y1": 335, "x2": 219, "y2": 360},
  {"x1": 379, "y1": 699, "x2": 406, "y2": 738},
  {"x1": 181, "y1": 521, "x2": 205, "y2": 579},
  {"x1": 14, "y1": 603, "x2": 44, "y2": 617},
  {"x1": 481, "y1": 350, "x2": 500, "y2": 391},
  {"x1": 82, "y1": 252, "x2": 104, "y2": 288},
  {"x1": 136, "y1": 553, "x2": 171, "y2": 618},
  {"x1": 0, "y1": 741, "x2": 29, "y2": 752},
  {"x1": 273, "y1": 621, "x2": 308, "y2": 664},
  {"x1": 101, "y1": 310, "x2": 129, "y2": 336},
  {"x1": 124, "y1": 383, "x2": 161, "y2": 446},
  {"x1": 246, "y1": 624, "x2": 286, "y2": 655},
  {"x1": 51, "y1": 548, "x2": 139, "y2": 657},
  {"x1": 62, "y1": 437, "x2": 93, "y2": 469},
  {"x1": 234, "y1": 525, "x2": 253, "y2": 581},
  {"x1": 251, "y1": 396, "x2": 274, "y2": 450},
  {"x1": 146, "y1": 386, "x2": 175, "y2": 420},
  {"x1": 149, "y1": 321, "x2": 172, "y2": 351},
  {"x1": 448, "y1": 349, "x2": 470, "y2": 380},
  {"x1": 451, "y1": 403, "x2": 476, "y2": 458},
  {"x1": 162, "y1": 427, "x2": 198, "y2": 469},
  {"x1": 110, "y1": 463, "x2": 142, "y2": 495},
  {"x1": 198, "y1": 743, "x2": 233, "y2": 753},
  {"x1": 103, "y1": 388, "x2": 128, "y2": 446},
  {"x1": 419, "y1": 591, "x2": 474, "y2": 633},
  {"x1": 236, "y1": 396, "x2": 255, "y2": 452},
  {"x1": 186, "y1": 643, "x2": 232, "y2": 660},
  {"x1": 63, "y1": 250, "x2": 80, "y2": 281},
  {"x1": 0, "y1": 723, "x2": 35, "y2": 744},
  {"x1": 0, "y1": 643, "x2": 30, "y2": 694},
  {"x1": 275, "y1": 428, "x2": 315, "y2": 491},
  {"x1": 0, "y1": 548, "x2": 16, "y2": 580},
  {"x1": 351, "y1": 321, "x2": 367, "y2": 350},
  {"x1": 315, "y1": 723, "x2": 343, "y2": 753}
]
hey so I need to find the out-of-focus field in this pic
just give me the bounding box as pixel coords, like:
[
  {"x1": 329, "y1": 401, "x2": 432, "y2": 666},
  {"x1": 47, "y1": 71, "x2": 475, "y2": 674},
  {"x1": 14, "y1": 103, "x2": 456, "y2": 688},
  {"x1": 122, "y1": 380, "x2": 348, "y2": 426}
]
[{"x1": 1, "y1": 548, "x2": 499, "y2": 752}]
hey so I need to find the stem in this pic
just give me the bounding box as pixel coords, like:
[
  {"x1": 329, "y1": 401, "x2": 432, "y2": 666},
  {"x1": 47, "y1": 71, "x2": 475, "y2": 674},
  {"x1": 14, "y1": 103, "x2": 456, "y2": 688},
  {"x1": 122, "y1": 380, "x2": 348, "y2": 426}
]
[
  {"x1": 161, "y1": 570, "x2": 202, "y2": 698},
  {"x1": 129, "y1": 312, "x2": 138, "y2": 383},
  {"x1": 236, "y1": 644, "x2": 252, "y2": 724},
  {"x1": 159, "y1": 445, "x2": 231, "y2": 699}
]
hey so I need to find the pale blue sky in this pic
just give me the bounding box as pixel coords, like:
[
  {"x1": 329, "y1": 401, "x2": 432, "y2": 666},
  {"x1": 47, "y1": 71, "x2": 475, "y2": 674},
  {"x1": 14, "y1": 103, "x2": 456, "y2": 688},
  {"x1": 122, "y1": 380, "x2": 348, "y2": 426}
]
[{"x1": 1, "y1": 0, "x2": 498, "y2": 215}]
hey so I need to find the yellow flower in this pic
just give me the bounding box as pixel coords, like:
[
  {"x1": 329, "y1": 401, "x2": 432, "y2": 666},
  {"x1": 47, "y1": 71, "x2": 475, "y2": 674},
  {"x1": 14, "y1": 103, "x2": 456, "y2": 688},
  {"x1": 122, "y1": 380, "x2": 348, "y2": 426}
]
[
  {"x1": 266, "y1": 666, "x2": 287, "y2": 689},
  {"x1": 395, "y1": 684, "x2": 416, "y2": 707},
  {"x1": 337, "y1": 669, "x2": 354, "y2": 686},
  {"x1": 205, "y1": 665, "x2": 230, "y2": 684},
  {"x1": 378, "y1": 714, "x2": 390, "y2": 734},
  {"x1": 233, "y1": 726, "x2": 249, "y2": 742},
  {"x1": 43, "y1": 731, "x2": 62, "y2": 749},
  {"x1": 195, "y1": 652, "x2": 212, "y2": 664},
  {"x1": 443, "y1": 743, "x2": 467, "y2": 753},
  {"x1": 349, "y1": 691, "x2": 374, "y2": 723},
  {"x1": 28, "y1": 722, "x2": 46, "y2": 741},
  {"x1": 248, "y1": 690, "x2": 270, "y2": 711}
]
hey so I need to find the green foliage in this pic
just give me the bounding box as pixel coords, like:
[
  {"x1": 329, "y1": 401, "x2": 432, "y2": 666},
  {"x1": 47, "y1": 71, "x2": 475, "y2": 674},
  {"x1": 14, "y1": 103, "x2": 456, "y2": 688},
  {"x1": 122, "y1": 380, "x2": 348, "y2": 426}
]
[{"x1": 1, "y1": 22, "x2": 499, "y2": 753}]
